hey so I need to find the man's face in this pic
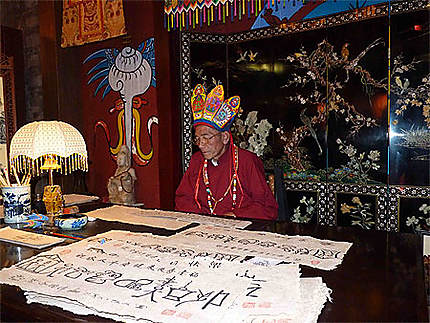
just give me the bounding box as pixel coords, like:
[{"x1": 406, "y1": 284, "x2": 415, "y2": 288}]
[{"x1": 194, "y1": 125, "x2": 229, "y2": 160}]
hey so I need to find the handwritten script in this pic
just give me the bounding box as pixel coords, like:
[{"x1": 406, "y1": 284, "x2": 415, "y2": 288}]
[
  {"x1": 168, "y1": 225, "x2": 353, "y2": 270},
  {"x1": 86, "y1": 205, "x2": 252, "y2": 230},
  {"x1": 0, "y1": 230, "x2": 333, "y2": 322}
]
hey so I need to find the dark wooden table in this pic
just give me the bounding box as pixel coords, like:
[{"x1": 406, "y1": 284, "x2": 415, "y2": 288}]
[{"x1": 0, "y1": 208, "x2": 428, "y2": 322}]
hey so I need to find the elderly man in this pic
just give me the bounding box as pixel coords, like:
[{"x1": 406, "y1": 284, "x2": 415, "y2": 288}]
[{"x1": 175, "y1": 84, "x2": 278, "y2": 220}]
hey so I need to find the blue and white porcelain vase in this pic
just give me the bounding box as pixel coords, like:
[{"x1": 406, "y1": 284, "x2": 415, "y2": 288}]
[{"x1": 2, "y1": 185, "x2": 31, "y2": 223}]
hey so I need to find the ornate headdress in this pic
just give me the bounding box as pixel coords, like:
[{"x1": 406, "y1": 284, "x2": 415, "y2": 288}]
[{"x1": 191, "y1": 84, "x2": 240, "y2": 132}]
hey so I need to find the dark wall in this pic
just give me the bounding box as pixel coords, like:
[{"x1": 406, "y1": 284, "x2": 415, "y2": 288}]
[
  {"x1": 1, "y1": 0, "x2": 44, "y2": 123},
  {"x1": 0, "y1": 26, "x2": 26, "y2": 129}
]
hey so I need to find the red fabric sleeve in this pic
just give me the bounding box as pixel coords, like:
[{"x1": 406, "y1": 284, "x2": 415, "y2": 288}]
[
  {"x1": 232, "y1": 151, "x2": 278, "y2": 221},
  {"x1": 175, "y1": 154, "x2": 203, "y2": 214}
]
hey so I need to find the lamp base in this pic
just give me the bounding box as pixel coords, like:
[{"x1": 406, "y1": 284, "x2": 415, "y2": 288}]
[{"x1": 43, "y1": 185, "x2": 63, "y2": 216}]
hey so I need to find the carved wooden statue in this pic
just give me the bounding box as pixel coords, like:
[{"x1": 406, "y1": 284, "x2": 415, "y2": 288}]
[{"x1": 107, "y1": 145, "x2": 137, "y2": 205}]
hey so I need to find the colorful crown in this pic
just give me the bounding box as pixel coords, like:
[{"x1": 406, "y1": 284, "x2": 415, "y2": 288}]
[{"x1": 191, "y1": 84, "x2": 240, "y2": 132}]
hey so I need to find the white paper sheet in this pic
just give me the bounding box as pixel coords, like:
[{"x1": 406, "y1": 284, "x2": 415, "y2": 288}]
[
  {"x1": 226, "y1": 277, "x2": 331, "y2": 323},
  {"x1": 86, "y1": 205, "x2": 251, "y2": 230},
  {"x1": 163, "y1": 211, "x2": 252, "y2": 229},
  {"x1": 0, "y1": 227, "x2": 65, "y2": 249},
  {"x1": 170, "y1": 225, "x2": 352, "y2": 270},
  {"x1": 0, "y1": 230, "x2": 312, "y2": 323},
  {"x1": 85, "y1": 205, "x2": 192, "y2": 230},
  {"x1": 63, "y1": 194, "x2": 99, "y2": 206},
  {"x1": 424, "y1": 235, "x2": 430, "y2": 256},
  {"x1": 24, "y1": 277, "x2": 330, "y2": 323}
]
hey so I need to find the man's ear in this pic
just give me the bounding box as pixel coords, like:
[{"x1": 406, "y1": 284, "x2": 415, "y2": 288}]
[{"x1": 221, "y1": 132, "x2": 230, "y2": 144}]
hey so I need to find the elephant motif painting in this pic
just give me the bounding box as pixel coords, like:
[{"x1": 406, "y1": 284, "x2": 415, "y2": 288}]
[{"x1": 84, "y1": 37, "x2": 158, "y2": 166}]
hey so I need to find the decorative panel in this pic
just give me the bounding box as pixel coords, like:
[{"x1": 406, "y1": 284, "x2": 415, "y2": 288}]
[
  {"x1": 399, "y1": 196, "x2": 430, "y2": 233},
  {"x1": 336, "y1": 193, "x2": 378, "y2": 230},
  {"x1": 180, "y1": 0, "x2": 430, "y2": 231},
  {"x1": 389, "y1": 9, "x2": 430, "y2": 187}
]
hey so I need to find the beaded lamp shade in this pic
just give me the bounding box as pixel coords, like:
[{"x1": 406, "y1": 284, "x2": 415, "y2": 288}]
[
  {"x1": 191, "y1": 84, "x2": 240, "y2": 131},
  {"x1": 9, "y1": 121, "x2": 88, "y2": 176}
]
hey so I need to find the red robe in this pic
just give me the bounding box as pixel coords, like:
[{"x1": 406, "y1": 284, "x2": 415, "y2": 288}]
[{"x1": 175, "y1": 146, "x2": 278, "y2": 220}]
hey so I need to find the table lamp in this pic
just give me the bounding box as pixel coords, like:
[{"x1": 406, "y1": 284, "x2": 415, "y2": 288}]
[{"x1": 9, "y1": 121, "x2": 88, "y2": 216}]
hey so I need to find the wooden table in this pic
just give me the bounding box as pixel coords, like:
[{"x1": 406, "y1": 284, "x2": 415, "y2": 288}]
[{"x1": 0, "y1": 211, "x2": 428, "y2": 322}]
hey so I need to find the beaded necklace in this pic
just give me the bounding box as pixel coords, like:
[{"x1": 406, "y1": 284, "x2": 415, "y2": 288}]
[{"x1": 200, "y1": 144, "x2": 239, "y2": 214}]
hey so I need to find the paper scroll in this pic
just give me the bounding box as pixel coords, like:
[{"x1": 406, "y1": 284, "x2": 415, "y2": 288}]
[
  {"x1": 0, "y1": 227, "x2": 64, "y2": 249},
  {"x1": 86, "y1": 205, "x2": 252, "y2": 230},
  {"x1": 85, "y1": 205, "x2": 192, "y2": 230},
  {"x1": 170, "y1": 225, "x2": 353, "y2": 270},
  {"x1": 0, "y1": 230, "x2": 330, "y2": 322}
]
